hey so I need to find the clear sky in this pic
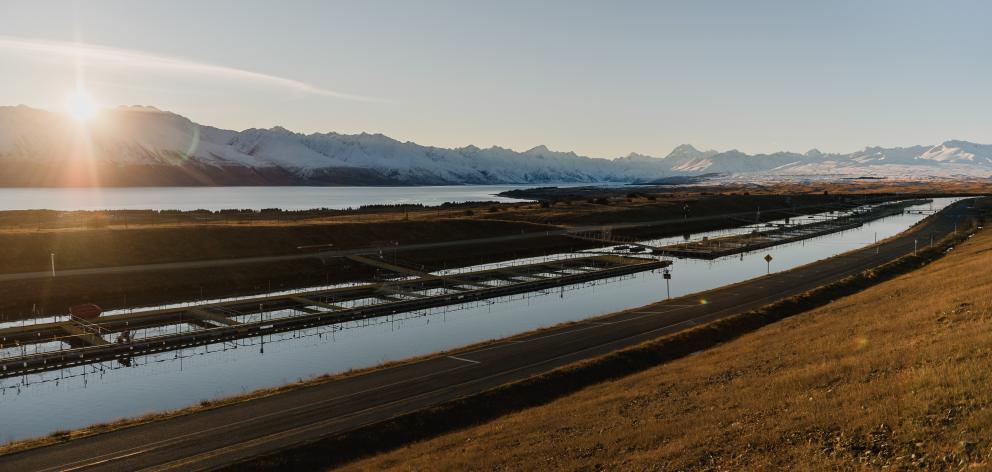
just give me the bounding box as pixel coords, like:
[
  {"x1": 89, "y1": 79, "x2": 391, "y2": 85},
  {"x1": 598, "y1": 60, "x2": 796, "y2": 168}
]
[{"x1": 1, "y1": 0, "x2": 990, "y2": 157}]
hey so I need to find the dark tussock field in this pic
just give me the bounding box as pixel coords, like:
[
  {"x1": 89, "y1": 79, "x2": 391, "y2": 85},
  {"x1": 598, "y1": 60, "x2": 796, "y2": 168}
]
[{"x1": 0, "y1": 189, "x2": 909, "y2": 318}]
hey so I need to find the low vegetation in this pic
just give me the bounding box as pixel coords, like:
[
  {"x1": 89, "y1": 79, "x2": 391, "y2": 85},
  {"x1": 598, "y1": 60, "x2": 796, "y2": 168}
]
[
  {"x1": 0, "y1": 189, "x2": 879, "y2": 318},
  {"x1": 345, "y1": 224, "x2": 992, "y2": 470},
  {"x1": 3, "y1": 194, "x2": 982, "y2": 468}
]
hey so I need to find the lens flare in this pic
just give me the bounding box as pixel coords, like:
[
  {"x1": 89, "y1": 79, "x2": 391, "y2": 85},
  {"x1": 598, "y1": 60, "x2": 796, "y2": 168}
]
[
  {"x1": 699, "y1": 298, "x2": 709, "y2": 305},
  {"x1": 64, "y1": 91, "x2": 99, "y2": 121},
  {"x1": 0, "y1": 36, "x2": 382, "y2": 102}
]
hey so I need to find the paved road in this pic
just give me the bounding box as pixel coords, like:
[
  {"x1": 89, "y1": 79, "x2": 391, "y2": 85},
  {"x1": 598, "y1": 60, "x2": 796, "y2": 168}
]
[
  {"x1": 0, "y1": 199, "x2": 978, "y2": 472},
  {"x1": 0, "y1": 200, "x2": 864, "y2": 282}
]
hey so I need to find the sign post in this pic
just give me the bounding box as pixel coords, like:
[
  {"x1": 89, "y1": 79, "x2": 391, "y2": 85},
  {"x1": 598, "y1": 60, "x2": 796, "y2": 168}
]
[
  {"x1": 663, "y1": 268, "x2": 672, "y2": 299},
  {"x1": 764, "y1": 254, "x2": 773, "y2": 275}
]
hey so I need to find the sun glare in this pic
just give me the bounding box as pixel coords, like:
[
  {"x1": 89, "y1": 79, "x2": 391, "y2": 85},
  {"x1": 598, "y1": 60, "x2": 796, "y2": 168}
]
[{"x1": 64, "y1": 91, "x2": 99, "y2": 121}]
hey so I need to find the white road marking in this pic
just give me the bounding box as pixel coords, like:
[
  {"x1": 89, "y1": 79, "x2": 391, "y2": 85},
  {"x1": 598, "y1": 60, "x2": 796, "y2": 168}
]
[
  {"x1": 28, "y1": 362, "x2": 478, "y2": 472},
  {"x1": 30, "y1": 219, "x2": 955, "y2": 472},
  {"x1": 448, "y1": 355, "x2": 481, "y2": 364}
]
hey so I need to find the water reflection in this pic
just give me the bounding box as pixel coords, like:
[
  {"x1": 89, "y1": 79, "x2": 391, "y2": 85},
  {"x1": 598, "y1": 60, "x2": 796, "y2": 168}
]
[
  {"x1": 0, "y1": 185, "x2": 562, "y2": 211},
  {"x1": 0, "y1": 198, "x2": 961, "y2": 444}
]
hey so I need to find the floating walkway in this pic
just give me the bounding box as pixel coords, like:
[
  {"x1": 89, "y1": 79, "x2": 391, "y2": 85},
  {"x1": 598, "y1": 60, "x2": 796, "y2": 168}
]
[
  {"x1": 656, "y1": 199, "x2": 930, "y2": 259},
  {"x1": 572, "y1": 199, "x2": 931, "y2": 260},
  {"x1": 0, "y1": 254, "x2": 666, "y2": 379}
]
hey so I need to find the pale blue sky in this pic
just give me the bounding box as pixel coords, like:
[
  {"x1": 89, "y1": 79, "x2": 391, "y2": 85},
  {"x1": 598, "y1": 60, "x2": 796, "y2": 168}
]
[{"x1": 1, "y1": 0, "x2": 989, "y2": 157}]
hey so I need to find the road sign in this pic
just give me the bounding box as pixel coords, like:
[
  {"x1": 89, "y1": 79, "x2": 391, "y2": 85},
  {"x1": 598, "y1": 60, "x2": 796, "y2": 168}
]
[
  {"x1": 764, "y1": 254, "x2": 773, "y2": 262},
  {"x1": 764, "y1": 254, "x2": 773, "y2": 274}
]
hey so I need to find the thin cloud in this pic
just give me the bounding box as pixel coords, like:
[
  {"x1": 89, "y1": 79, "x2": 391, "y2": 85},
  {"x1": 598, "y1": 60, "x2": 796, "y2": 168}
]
[{"x1": 0, "y1": 36, "x2": 383, "y2": 103}]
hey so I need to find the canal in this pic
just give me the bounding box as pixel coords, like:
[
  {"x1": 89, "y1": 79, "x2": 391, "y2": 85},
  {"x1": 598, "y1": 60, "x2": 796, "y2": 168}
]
[{"x1": 0, "y1": 197, "x2": 961, "y2": 444}]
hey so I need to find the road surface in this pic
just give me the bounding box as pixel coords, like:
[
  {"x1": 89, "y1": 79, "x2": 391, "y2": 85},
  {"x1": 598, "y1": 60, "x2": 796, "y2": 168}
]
[{"x1": 0, "y1": 199, "x2": 978, "y2": 472}]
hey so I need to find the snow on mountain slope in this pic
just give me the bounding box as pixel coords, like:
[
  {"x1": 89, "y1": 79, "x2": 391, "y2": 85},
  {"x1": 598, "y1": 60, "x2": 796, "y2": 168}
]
[
  {"x1": 0, "y1": 106, "x2": 663, "y2": 185},
  {"x1": 847, "y1": 145, "x2": 932, "y2": 165},
  {"x1": 917, "y1": 140, "x2": 992, "y2": 165},
  {"x1": 0, "y1": 105, "x2": 990, "y2": 186}
]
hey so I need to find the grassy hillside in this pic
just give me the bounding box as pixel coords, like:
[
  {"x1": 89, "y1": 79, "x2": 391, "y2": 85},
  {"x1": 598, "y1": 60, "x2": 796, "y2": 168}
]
[{"x1": 350, "y1": 229, "x2": 992, "y2": 470}]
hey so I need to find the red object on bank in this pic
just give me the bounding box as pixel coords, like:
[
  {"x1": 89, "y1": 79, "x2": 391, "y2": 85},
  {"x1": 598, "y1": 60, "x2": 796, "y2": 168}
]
[{"x1": 69, "y1": 303, "x2": 103, "y2": 320}]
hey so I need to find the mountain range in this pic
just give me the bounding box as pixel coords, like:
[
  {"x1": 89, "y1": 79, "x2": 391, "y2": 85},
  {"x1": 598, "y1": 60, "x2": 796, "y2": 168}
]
[{"x1": 0, "y1": 105, "x2": 990, "y2": 186}]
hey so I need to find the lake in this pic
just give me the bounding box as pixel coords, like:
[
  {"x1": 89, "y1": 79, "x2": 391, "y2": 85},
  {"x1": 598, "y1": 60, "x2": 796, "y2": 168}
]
[{"x1": 0, "y1": 185, "x2": 579, "y2": 211}]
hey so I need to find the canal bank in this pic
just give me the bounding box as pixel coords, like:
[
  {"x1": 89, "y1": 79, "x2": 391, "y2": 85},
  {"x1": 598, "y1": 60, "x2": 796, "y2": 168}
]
[{"x1": 0, "y1": 198, "x2": 967, "y2": 444}]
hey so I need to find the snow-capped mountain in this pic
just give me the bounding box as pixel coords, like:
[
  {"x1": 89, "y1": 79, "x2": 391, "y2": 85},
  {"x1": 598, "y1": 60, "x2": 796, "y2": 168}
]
[
  {"x1": 0, "y1": 105, "x2": 990, "y2": 186},
  {"x1": 699, "y1": 143, "x2": 992, "y2": 179}
]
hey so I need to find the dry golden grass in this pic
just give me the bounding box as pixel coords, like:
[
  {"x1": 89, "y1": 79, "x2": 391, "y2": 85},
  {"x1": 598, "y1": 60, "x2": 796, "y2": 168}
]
[{"x1": 350, "y1": 230, "x2": 992, "y2": 471}]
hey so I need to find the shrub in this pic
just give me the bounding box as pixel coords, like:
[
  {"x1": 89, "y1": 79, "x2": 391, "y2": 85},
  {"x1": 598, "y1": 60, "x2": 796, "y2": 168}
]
[{"x1": 85, "y1": 214, "x2": 109, "y2": 228}]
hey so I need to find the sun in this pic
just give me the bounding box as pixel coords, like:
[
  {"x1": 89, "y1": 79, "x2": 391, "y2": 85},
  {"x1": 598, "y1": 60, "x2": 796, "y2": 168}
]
[{"x1": 64, "y1": 91, "x2": 100, "y2": 121}]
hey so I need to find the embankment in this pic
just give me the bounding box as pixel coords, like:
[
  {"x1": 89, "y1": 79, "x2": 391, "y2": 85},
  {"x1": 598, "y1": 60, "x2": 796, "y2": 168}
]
[{"x1": 225, "y1": 202, "x2": 982, "y2": 471}]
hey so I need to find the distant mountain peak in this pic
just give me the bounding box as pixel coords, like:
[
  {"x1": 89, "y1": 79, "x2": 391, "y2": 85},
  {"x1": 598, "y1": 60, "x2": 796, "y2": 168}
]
[
  {"x1": 624, "y1": 152, "x2": 657, "y2": 160},
  {"x1": 664, "y1": 144, "x2": 718, "y2": 161},
  {"x1": 0, "y1": 105, "x2": 990, "y2": 186},
  {"x1": 116, "y1": 105, "x2": 163, "y2": 112},
  {"x1": 942, "y1": 139, "x2": 972, "y2": 147},
  {"x1": 268, "y1": 125, "x2": 295, "y2": 135},
  {"x1": 671, "y1": 144, "x2": 699, "y2": 153},
  {"x1": 917, "y1": 140, "x2": 992, "y2": 164}
]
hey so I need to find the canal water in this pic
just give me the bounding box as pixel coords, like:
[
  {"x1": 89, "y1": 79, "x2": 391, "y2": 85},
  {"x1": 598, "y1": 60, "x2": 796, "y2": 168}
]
[{"x1": 0, "y1": 198, "x2": 960, "y2": 444}]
